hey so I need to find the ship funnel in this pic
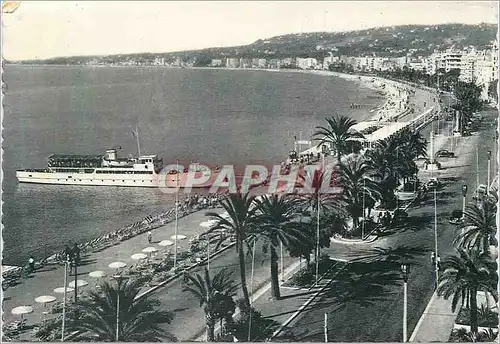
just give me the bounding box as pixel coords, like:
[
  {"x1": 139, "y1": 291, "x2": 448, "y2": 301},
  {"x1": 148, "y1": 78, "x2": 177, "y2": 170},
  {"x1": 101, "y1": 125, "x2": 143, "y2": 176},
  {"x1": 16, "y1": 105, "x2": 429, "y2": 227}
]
[{"x1": 105, "y1": 149, "x2": 117, "y2": 160}]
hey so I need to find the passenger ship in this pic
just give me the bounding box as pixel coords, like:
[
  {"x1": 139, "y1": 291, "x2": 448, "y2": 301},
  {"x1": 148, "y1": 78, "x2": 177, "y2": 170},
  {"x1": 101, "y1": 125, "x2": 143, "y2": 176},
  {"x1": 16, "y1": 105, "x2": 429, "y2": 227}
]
[
  {"x1": 16, "y1": 148, "x2": 167, "y2": 187},
  {"x1": 16, "y1": 148, "x2": 223, "y2": 188}
]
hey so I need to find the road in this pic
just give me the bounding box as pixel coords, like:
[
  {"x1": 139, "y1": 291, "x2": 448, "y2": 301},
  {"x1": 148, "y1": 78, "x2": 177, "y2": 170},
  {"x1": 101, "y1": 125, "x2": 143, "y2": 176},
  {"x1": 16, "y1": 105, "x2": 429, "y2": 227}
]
[{"x1": 276, "y1": 107, "x2": 497, "y2": 342}]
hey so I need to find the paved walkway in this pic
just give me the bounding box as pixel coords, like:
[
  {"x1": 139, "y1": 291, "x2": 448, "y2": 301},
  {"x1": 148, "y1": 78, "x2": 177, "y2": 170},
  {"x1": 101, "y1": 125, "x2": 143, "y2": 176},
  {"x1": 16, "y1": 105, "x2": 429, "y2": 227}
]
[
  {"x1": 410, "y1": 291, "x2": 458, "y2": 342},
  {"x1": 3, "y1": 208, "x2": 225, "y2": 326}
]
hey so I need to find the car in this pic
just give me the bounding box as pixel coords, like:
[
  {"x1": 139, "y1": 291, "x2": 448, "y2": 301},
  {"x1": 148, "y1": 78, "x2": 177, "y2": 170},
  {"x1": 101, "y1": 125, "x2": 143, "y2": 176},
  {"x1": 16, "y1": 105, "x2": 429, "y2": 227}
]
[
  {"x1": 427, "y1": 177, "x2": 440, "y2": 189},
  {"x1": 436, "y1": 149, "x2": 455, "y2": 158}
]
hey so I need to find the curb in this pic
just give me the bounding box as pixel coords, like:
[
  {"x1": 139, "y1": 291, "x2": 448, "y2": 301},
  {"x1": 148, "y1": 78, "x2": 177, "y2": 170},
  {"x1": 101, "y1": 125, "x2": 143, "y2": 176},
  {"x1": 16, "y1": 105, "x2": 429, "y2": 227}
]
[
  {"x1": 270, "y1": 260, "x2": 348, "y2": 339},
  {"x1": 191, "y1": 258, "x2": 305, "y2": 341},
  {"x1": 409, "y1": 290, "x2": 438, "y2": 342},
  {"x1": 330, "y1": 235, "x2": 377, "y2": 245},
  {"x1": 135, "y1": 241, "x2": 236, "y2": 300}
]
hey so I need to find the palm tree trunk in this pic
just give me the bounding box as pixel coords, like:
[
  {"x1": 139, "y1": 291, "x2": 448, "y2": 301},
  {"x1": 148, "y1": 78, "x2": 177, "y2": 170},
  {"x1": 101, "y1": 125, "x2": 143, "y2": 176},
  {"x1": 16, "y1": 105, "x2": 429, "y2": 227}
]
[
  {"x1": 470, "y1": 288, "x2": 478, "y2": 335},
  {"x1": 237, "y1": 239, "x2": 251, "y2": 309},
  {"x1": 337, "y1": 149, "x2": 341, "y2": 165},
  {"x1": 206, "y1": 315, "x2": 216, "y2": 342},
  {"x1": 270, "y1": 246, "x2": 281, "y2": 300},
  {"x1": 483, "y1": 236, "x2": 489, "y2": 256},
  {"x1": 466, "y1": 290, "x2": 470, "y2": 309}
]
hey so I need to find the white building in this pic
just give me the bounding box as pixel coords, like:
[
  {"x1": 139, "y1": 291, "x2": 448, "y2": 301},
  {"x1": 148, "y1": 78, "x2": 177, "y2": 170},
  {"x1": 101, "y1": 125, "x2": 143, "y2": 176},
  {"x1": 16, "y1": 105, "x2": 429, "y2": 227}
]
[
  {"x1": 210, "y1": 59, "x2": 223, "y2": 67},
  {"x1": 226, "y1": 58, "x2": 239, "y2": 68},
  {"x1": 296, "y1": 57, "x2": 318, "y2": 70}
]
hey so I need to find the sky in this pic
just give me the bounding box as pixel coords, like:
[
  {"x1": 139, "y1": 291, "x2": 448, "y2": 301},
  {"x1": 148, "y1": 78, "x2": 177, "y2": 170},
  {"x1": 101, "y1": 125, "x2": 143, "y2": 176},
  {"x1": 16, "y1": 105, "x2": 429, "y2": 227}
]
[{"x1": 2, "y1": 1, "x2": 498, "y2": 60}]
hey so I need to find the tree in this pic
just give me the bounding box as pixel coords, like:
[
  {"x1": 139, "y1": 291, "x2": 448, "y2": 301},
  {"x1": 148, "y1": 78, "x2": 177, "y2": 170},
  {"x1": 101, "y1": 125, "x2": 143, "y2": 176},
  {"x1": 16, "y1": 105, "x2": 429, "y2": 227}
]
[
  {"x1": 452, "y1": 81, "x2": 483, "y2": 134},
  {"x1": 314, "y1": 115, "x2": 365, "y2": 164},
  {"x1": 253, "y1": 194, "x2": 304, "y2": 300},
  {"x1": 36, "y1": 279, "x2": 176, "y2": 341},
  {"x1": 206, "y1": 193, "x2": 257, "y2": 309},
  {"x1": 454, "y1": 200, "x2": 497, "y2": 254},
  {"x1": 183, "y1": 268, "x2": 238, "y2": 341},
  {"x1": 337, "y1": 155, "x2": 381, "y2": 231},
  {"x1": 437, "y1": 249, "x2": 498, "y2": 335}
]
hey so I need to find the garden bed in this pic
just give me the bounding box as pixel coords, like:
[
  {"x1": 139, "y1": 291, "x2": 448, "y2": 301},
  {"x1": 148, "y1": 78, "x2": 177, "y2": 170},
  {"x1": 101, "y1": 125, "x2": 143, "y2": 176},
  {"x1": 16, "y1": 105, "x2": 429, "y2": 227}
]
[
  {"x1": 282, "y1": 255, "x2": 340, "y2": 289},
  {"x1": 455, "y1": 306, "x2": 498, "y2": 328}
]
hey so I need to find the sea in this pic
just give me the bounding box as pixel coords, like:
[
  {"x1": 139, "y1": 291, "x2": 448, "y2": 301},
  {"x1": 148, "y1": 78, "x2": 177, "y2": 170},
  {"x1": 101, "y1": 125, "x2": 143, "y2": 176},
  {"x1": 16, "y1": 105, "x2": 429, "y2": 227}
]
[{"x1": 2, "y1": 65, "x2": 381, "y2": 266}]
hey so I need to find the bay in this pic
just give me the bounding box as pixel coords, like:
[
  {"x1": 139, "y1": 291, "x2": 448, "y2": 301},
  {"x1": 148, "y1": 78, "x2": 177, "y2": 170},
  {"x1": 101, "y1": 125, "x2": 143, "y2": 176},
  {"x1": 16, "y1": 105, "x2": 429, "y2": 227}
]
[{"x1": 2, "y1": 65, "x2": 380, "y2": 265}]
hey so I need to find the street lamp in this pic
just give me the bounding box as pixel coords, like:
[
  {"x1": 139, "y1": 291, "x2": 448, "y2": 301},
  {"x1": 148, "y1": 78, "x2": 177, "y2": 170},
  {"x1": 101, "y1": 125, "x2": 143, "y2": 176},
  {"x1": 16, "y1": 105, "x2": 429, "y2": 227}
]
[
  {"x1": 112, "y1": 274, "x2": 128, "y2": 341},
  {"x1": 400, "y1": 263, "x2": 410, "y2": 343},
  {"x1": 487, "y1": 151, "x2": 492, "y2": 193},
  {"x1": 462, "y1": 185, "x2": 468, "y2": 220},
  {"x1": 433, "y1": 189, "x2": 439, "y2": 289},
  {"x1": 61, "y1": 257, "x2": 70, "y2": 341}
]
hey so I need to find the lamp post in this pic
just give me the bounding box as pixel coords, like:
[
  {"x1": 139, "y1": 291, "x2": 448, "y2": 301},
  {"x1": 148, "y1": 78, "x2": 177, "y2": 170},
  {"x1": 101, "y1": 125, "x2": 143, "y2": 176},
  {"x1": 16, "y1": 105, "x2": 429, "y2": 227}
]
[
  {"x1": 113, "y1": 274, "x2": 128, "y2": 342},
  {"x1": 433, "y1": 189, "x2": 439, "y2": 289},
  {"x1": 174, "y1": 160, "x2": 179, "y2": 269},
  {"x1": 462, "y1": 185, "x2": 468, "y2": 220},
  {"x1": 61, "y1": 258, "x2": 69, "y2": 341},
  {"x1": 401, "y1": 263, "x2": 410, "y2": 343},
  {"x1": 487, "y1": 151, "x2": 492, "y2": 192}
]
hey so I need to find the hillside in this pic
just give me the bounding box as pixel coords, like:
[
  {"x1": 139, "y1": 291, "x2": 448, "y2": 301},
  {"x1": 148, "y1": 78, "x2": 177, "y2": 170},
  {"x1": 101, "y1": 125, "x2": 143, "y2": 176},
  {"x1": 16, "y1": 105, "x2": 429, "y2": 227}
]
[{"x1": 11, "y1": 23, "x2": 498, "y2": 64}]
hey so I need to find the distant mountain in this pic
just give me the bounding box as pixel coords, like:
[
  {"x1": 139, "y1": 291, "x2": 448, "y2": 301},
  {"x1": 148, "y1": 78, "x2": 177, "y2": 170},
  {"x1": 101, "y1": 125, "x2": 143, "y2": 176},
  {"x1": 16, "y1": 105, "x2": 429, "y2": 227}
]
[{"x1": 11, "y1": 23, "x2": 498, "y2": 65}]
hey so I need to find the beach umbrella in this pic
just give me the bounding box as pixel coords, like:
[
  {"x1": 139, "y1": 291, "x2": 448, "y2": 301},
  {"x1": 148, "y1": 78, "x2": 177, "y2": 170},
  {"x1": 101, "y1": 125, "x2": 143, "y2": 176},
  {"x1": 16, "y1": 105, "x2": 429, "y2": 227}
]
[
  {"x1": 68, "y1": 279, "x2": 88, "y2": 288},
  {"x1": 158, "y1": 240, "x2": 174, "y2": 247},
  {"x1": 170, "y1": 234, "x2": 187, "y2": 240},
  {"x1": 53, "y1": 287, "x2": 74, "y2": 294},
  {"x1": 142, "y1": 247, "x2": 158, "y2": 253},
  {"x1": 200, "y1": 220, "x2": 218, "y2": 228},
  {"x1": 11, "y1": 305, "x2": 34, "y2": 319},
  {"x1": 35, "y1": 295, "x2": 56, "y2": 308},
  {"x1": 108, "y1": 261, "x2": 127, "y2": 269},
  {"x1": 131, "y1": 253, "x2": 147, "y2": 260},
  {"x1": 88, "y1": 270, "x2": 106, "y2": 278}
]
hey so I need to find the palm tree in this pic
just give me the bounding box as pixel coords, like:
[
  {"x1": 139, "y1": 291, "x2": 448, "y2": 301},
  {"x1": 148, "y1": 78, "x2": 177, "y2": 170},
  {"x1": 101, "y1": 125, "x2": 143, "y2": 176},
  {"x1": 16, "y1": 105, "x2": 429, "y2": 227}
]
[
  {"x1": 206, "y1": 192, "x2": 257, "y2": 309},
  {"x1": 337, "y1": 155, "x2": 381, "y2": 231},
  {"x1": 253, "y1": 194, "x2": 304, "y2": 300},
  {"x1": 314, "y1": 115, "x2": 365, "y2": 164},
  {"x1": 183, "y1": 268, "x2": 238, "y2": 341},
  {"x1": 38, "y1": 279, "x2": 176, "y2": 341},
  {"x1": 454, "y1": 201, "x2": 496, "y2": 254},
  {"x1": 437, "y1": 249, "x2": 498, "y2": 335}
]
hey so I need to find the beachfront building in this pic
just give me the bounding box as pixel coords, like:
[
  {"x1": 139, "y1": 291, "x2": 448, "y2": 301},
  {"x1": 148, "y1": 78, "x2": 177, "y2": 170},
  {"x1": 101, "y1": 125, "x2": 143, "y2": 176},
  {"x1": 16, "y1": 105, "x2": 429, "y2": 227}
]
[
  {"x1": 258, "y1": 58, "x2": 267, "y2": 68},
  {"x1": 280, "y1": 57, "x2": 295, "y2": 68},
  {"x1": 239, "y1": 58, "x2": 252, "y2": 68},
  {"x1": 267, "y1": 59, "x2": 280, "y2": 69},
  {"x1": 154, "y1": 57, "x2": 165, "y2": 66},
  {"x1": 323, "y1": 55, "x2": 340, "y2": 70},
  {"x1": 296, "y1": 57, "x2": 318, "y2": 70},
  {"x1": 226, "y1": 58, "x2": 239, "y2": 68},
  {"x1": 210, "y1": 59, "x2": 223, "y2": 67}
]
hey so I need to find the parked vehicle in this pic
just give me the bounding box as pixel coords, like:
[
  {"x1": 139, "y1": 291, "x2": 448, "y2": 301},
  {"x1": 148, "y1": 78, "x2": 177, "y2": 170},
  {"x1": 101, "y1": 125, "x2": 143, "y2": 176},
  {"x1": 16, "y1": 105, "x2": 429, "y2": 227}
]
[
  {"x1": 427, "y1": 177, "x2": 440, "y2": 189},
  {"x1": 436, "y1": 149, "x2": 455, "y2": 158},
  {"x1": 449, "y1": 209, "x2": 463, "y2": 225}
]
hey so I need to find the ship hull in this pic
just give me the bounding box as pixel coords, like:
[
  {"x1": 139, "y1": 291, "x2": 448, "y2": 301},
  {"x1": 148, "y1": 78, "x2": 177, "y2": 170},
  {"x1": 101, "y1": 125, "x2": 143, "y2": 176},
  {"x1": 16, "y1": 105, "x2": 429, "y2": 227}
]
[{"x1": 16, "y1": 170, "x2": 219, "y2": 188}]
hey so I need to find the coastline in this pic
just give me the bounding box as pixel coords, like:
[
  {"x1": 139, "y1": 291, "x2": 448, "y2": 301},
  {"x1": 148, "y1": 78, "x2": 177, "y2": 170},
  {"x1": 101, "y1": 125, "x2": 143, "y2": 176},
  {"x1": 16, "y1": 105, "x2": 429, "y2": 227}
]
[{"x1": 3, "y1": 66, "x2": 433, "y2": 270}]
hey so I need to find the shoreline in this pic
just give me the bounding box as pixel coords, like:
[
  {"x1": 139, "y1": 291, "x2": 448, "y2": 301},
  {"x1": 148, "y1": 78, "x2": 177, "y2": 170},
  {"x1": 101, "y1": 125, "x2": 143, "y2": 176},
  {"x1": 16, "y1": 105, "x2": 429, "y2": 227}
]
[{"x1": 3, "y1": 67, "x2": 433, "y2": 270}]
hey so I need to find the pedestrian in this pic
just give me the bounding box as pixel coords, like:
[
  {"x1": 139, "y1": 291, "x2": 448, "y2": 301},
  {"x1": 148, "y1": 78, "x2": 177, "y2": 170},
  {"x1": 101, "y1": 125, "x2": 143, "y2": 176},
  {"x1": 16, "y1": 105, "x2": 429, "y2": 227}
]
[
  {"x1": 28, "y1": 256, "x2": 35, "y2": 273},
  {"x1": 430, "y1": 251, "x2": 436, "y2": 266},
  {"x1": 437, "y1": 255, "x2": 442, "y2": 271},
  {"x1": 72, "y1": 243, "x2": 81, "y2": 269},
  {"x1": 147, "y1": 231, "x2": 153, "y2": 244},
  {"x1": 64, "y1": 245, "x2": 73, "y2": 273}
]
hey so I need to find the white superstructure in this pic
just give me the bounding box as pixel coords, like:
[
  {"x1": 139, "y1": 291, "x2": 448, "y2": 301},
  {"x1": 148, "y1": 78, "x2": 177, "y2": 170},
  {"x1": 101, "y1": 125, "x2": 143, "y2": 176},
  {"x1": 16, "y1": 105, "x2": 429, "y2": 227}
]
[{"x1": 16, "y1": 149, "x2": 165, "y2": 187}]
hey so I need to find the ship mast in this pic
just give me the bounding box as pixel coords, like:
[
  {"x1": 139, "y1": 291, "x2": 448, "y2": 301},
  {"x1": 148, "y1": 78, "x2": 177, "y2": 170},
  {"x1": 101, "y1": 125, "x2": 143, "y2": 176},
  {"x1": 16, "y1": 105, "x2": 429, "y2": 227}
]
[{"x1": 133, "y1": 126, "x2": 142, "y2": 157}]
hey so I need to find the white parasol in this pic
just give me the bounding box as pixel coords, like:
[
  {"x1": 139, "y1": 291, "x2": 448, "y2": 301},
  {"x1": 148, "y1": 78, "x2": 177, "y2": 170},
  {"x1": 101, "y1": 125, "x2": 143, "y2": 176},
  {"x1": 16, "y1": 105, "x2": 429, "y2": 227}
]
[
  {"x1": 108, "y1": 261, "x2": 127, "y2": 269},
  {"x1": 35, "y1": 295, "x2": 56, "y2": 305},
  {"x1": 170, "y1": 234, "x2": 187, "y2": 240},
  {"x1": 11, "y1": 306, "x2": 34, "y2": 316},
  {"x1": 158, "y1": 240, "x2": 174, "y2": 247},
  {"x1": 142, "y1": 247, "x2": 158, "y2": 253},
  {"x1": 88, "y1": 270, "x2": 106, "y2": 278},
  {"x1": 68, "y1": 279, "x2": 88, "y2": 288},
  {"x1": 53, "y1": 287, "x2": 74, "y2": 294},
  {"x1": 131, "y1": 253, "x2": 148, "y2": 260}
]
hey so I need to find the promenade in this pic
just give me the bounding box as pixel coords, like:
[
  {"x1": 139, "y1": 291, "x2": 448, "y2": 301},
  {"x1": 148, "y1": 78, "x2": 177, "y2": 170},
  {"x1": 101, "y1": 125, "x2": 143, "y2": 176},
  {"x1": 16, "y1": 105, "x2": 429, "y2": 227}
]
[{"x1": 4, "y1": 77, "x2": 473, "y2": 342}]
